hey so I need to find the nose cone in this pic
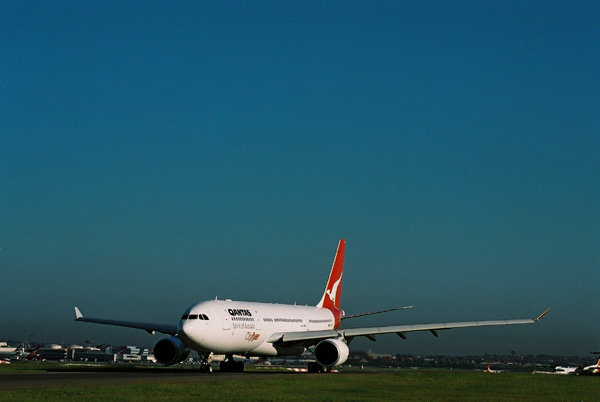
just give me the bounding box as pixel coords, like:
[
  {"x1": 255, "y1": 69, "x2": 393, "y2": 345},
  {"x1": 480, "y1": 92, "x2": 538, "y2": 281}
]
[
  {"x1": 178, "y1": 319, "x2": 196, "y2": 347},
  {"x1": 177, "y1": 302, "x2": 211, "y2": 350},
  {"x1": 177, "y1": 316, "x2": 186, "y2": 333}
]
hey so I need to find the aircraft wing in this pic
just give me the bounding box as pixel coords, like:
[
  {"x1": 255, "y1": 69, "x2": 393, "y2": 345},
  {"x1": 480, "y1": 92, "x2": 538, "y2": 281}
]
[
  {"x1": 267, "y1": 330, "x2": 339, "y2": 344},
  {"x1": 269, "y1": 308, "x2": 550, "y2": 346},
  {"x1": 339, "y1": 316, "x2": 542, "y2": 341},
  {"x1": 74, "y1": 307, "x2": 177, "y2": 336}
]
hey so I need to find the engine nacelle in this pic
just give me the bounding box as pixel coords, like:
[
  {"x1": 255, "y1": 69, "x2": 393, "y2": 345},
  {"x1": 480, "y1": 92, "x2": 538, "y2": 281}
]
[
  {"x1": 314, "y1": 338, "x2": 349, "y2": 367},
  {"x1": 153, "y1": 337, "x2": 190, "y2": 365}
]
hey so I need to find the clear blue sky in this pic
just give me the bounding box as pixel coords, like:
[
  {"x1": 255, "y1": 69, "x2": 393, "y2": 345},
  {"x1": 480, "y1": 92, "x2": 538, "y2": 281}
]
[{"x1": 1, "y1": 1, "x2": 598, "y2": 356}]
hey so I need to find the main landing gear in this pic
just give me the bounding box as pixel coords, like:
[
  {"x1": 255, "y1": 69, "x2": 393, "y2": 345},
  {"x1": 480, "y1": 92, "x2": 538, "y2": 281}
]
[
  {"x1": 307, "y1": 362, "x2": 331, "y2": 373},
  {"x1": 219, "y1": 354, "x2": 244, "y2": 372}
]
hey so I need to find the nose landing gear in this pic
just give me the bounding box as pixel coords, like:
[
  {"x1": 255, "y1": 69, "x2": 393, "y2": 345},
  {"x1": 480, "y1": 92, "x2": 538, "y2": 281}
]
[{"x1": 198, "y1": 353, "x2": 213, "y2": 374}]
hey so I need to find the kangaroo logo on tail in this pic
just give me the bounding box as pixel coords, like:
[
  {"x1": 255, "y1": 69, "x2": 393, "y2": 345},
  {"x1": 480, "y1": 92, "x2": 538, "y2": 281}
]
[
  {"x1": 326, "y1": 274, "x2": 343, "y2": 305},
  {"x1": 317, "y1": 239, "x2": 346, "y2": 328}
]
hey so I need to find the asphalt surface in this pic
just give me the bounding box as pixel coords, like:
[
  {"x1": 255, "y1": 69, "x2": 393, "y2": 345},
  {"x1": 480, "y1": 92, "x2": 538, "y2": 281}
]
[{"x1": 0, "y1": 370, "x2": 289, "y2": 390}]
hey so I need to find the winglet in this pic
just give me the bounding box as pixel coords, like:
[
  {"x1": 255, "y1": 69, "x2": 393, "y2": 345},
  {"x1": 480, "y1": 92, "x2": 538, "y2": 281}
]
[
  {"x1": 74, "y1": 307, "x2": 83, "y2": 320},
  {"x1": 534, "y1": 307, "x2": 551, "y2": 322}
]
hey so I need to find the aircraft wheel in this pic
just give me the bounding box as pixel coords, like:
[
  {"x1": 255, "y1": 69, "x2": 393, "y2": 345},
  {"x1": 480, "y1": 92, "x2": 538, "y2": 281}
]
[{"x1": 308, "y1": 362, "x2": 322, "y2": 373}]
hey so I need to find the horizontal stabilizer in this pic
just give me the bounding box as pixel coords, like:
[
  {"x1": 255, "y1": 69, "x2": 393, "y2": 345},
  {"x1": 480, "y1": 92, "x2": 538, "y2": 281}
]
[{"x1": 342, "y1": 306, "x2": 413, "y2": 320}]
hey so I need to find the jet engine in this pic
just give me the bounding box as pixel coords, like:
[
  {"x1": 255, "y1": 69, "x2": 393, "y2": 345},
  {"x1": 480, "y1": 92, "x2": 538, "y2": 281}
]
[
  {"x1": 314, "y1": 338, "x2": 349, "y2": 367},
  {"x1": 153, "y1": 337, "x2": 190, "y2": 365}
]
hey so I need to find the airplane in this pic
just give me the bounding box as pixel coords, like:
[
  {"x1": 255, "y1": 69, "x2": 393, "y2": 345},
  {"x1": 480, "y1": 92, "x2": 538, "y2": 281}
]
[
  {"x1": 1, "y1": 345, "x2": 44, "y2": 361},
  {"x1": 0, "y1": 343, "x2": 23, "y2": 360},
  {"x1": 582, "y1": 352, "x2": 600, "y2": 375},
  {"x1": 23, "y1": 345, "x2": 42, "y2": 361},
  {"x1": 533, "y1": 353, "x2": 600, "y2": 376},
  {"x1": 550, "y1": 366, "x2": 581, "y2": 375},
  {"x1": 74, "y1": 239, "x2": 550, "y2": 373},
  {"x1": 485, "y1": 364, "x2": 502, "y2": 373}
]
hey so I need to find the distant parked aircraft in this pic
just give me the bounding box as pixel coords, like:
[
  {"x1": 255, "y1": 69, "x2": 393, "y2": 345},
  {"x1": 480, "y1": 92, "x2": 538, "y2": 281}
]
[
  {"x1": 582, "y1": 353, "x2": 600, "y2": 375},
  {"x1": 553, "y1": 366, "x2": 581, "y2": 375},
  {"x1": 485, "y1": 364, "x2": 502, "y2": 373},
  {"x1": 0, "y1": 343, "x2": 23, "y2": 360},
  {"x1": 75, "y1": 239, "x2": 550, "y2": 373}
]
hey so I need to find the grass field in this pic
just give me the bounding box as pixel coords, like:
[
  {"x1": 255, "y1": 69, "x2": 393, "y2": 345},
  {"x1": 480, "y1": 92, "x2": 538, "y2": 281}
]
[{"x1": 1, "y1": 364, "x2": 598, "y2": 402}]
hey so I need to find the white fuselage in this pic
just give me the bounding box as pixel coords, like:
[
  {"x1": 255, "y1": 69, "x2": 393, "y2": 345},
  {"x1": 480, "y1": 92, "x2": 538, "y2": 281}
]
[
  {"x1": 554, "y1": 366, "x2": 579, "y2": 375},
  {"x1": 0, "y1": 344, "x2": 22, "y2": 359},
  {"x1": 177, "y1": 300, "x2": 336, "y2": 357}
]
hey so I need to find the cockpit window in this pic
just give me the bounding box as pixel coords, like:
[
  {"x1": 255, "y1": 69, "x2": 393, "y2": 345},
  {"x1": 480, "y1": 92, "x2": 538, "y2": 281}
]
[{"x1": 182, "y1": 313, "x2": 209, "y2": 320}]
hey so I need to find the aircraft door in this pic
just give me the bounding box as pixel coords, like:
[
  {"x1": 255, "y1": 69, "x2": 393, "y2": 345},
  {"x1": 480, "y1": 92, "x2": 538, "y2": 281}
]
[
  {"x1": 220, "y1": 309, "x2": 230, "y2": 330},
  {"x1": 253, "y1": 310, "x2": 261, "y2": 331}
]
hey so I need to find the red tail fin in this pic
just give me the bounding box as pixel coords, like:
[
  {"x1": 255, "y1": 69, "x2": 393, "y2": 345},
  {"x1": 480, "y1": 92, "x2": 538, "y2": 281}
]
[{"x1": 317, "y1": 239, "x2": 345, "y2": 327}]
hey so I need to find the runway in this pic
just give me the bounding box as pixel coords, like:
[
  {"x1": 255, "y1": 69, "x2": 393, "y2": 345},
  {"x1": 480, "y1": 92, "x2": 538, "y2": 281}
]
[{"x1": 0, "y1": 370, "x2": 288, "y2": 390}]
